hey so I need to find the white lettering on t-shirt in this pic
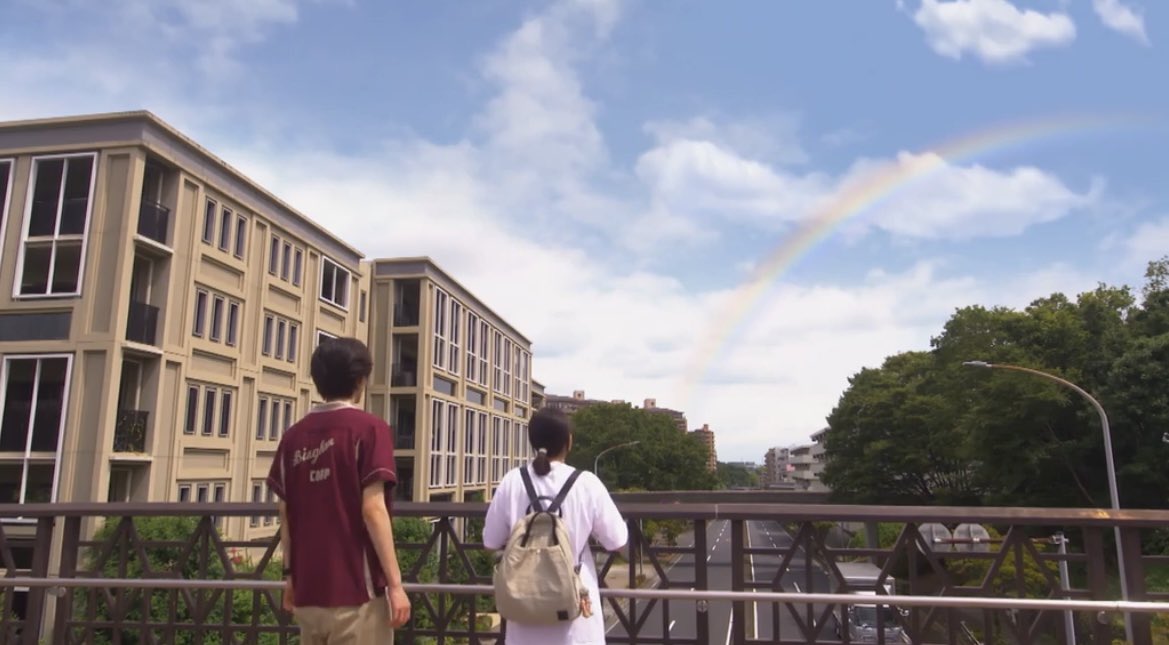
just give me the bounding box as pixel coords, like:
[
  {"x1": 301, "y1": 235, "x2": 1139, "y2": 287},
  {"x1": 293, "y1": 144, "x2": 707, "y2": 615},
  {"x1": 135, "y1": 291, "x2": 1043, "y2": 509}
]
[
  {"x1": 292, "y1": 437, "x2": 335, "y2": 467},
  {"x1": 310, "y1": 467, "x2": 332, "y2": 483}
]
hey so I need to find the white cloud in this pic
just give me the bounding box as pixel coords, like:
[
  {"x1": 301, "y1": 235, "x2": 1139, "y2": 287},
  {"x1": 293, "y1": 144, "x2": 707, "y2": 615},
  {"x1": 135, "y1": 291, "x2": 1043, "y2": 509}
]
[
  {"x1": 910, "y1": 0, "x2": 1077, "y2": 64},
  {"x1": 635, "y1": 139, "x2": 1097, "y2": 240},
  {"x1": 1122, "y1": 217, "x2": 1169, "y2": 267},
  {"x1": 1092, "y1": 0, "x2": 1150, "y2": 45},
  {"x1": 644, "y1": 115, "x2": 809, "y2": 166}
]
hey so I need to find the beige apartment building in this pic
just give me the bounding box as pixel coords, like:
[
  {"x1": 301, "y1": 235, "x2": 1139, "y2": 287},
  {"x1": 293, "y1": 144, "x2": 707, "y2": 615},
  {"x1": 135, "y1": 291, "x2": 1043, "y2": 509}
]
[
  {"x1": 366, "y1": 258, "x2": 534, "y2": 503},
  {"x1": 690, "y1": 424, "x2": 718, "y2": 471},
  {"x1": 0, "y1": 112, "x2": 370, "y2": 543}
]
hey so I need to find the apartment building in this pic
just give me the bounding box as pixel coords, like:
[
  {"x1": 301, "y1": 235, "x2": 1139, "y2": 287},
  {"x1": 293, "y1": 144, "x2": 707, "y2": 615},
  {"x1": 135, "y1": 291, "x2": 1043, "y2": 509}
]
[
  {"x1": 689, "y1": 423, "x2": 718, "y2": 471},
  {"x1": 0, "y1": 112, "x2": 369, "y2": 542},
  {"x1": 366, "y1": 258, "x2": 534, "y2": 503},
  {"x1": 763, "y1": 446, "x2": 792, "y2": 487},
  {"x1": 790, "y1": 428, "x2": 829, "y2": 492},
  {"x1": 642, "y1": 398, "x2": 687, "y2": 433}
]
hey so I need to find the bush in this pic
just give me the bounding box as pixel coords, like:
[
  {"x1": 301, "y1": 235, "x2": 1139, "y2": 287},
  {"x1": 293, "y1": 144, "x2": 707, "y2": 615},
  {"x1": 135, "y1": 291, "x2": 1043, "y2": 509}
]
[{"x1": 70, "y1": 516, "x2": 286, "y2": 645}]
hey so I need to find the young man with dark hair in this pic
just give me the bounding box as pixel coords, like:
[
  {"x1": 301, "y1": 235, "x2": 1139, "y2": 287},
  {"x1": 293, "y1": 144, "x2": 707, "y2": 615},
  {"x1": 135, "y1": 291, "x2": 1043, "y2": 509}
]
[{"x1": 268, "y1": 337, "x2": 411, "y2": 644}]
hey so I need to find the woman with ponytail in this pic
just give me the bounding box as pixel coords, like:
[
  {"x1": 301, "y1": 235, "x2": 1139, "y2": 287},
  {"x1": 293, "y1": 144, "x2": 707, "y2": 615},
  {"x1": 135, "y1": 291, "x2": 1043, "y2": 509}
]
[{"x1": 483, "y1": 407, "x2": 628, "y2": 644}]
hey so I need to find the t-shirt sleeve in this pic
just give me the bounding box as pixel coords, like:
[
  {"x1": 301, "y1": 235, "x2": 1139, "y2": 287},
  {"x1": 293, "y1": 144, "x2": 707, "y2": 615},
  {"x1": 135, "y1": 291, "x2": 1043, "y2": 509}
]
[
  {"x1": 590, "y1": 478, "x2": 629, "y2": 552},
  {"x1": 358, "y1": 420, "x2": 397, "y2": 488},
  {"x1": 266, "y1": 441, "x2": 287, "y2": 500},
  {"x1": 482, "y1": 476, "x2": 513, "y2": 551}
]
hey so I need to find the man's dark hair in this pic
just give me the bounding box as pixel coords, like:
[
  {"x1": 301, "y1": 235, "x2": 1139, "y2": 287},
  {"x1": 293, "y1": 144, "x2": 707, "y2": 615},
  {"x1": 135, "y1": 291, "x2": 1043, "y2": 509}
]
[
  {"x1": 529, "y1": 407, "x2": 572, "y2": 476},
  {"x1": 310, "y1": 337, "x2": 373, "y2": 401}
]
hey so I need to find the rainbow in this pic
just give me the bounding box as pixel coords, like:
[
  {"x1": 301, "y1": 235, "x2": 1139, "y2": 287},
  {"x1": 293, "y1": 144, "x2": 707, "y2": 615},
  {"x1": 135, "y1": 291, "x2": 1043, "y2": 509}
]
[{"x1": 676, "y1": 113, "x2": 1161, "y2": 407}]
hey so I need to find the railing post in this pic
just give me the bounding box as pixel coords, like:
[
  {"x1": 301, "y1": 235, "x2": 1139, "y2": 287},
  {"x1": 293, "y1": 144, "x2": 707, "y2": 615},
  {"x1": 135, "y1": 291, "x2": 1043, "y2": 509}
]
[
  {"x1": 1119, "y1": 527, "x2": 1152, "y2": 645},
  {"x1": 21, "y1": 517, "x2": 54, "y2": 645},
  {"x1": 1083, "y1": 528, "x2": 1114, "y2": 645},
  {"x1": 730, "y1": 519, "x2": 746, "y2": 645},
  {"x1": 695, "y1": 519, "x2": 709, "y2": 645},
  {"x1": 51, "y1": 515, "x2": 82, "y2": 642}
]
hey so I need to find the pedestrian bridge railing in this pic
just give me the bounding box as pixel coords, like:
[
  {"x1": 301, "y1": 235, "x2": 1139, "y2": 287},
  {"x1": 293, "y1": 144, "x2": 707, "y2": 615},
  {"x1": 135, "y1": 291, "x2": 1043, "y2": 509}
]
[{"x1": 1, "y1": 501, "x2": 1167, "y2": 645}]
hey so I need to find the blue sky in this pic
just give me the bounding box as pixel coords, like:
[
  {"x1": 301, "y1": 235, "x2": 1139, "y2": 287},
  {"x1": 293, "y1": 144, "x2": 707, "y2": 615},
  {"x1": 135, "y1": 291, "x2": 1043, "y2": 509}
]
[{"x1": 2, "y1": 0, "x2": 1166, "y2": 461}]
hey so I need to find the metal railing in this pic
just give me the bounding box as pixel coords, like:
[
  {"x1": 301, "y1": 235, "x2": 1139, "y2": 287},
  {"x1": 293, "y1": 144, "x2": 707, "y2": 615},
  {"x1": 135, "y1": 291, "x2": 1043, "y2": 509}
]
[
  {"x1": 136, "y1": 200, "x2": 170, "y2": 245},
  {"x1": 111, "y1": 409, "x2": 148, "y2": 453},
  {"x1": 1, "y1": 501, "x2": 1167, "y2": 644},
  {"x1": 125, "y1": 299, "x2": 159, "y2": 345}
]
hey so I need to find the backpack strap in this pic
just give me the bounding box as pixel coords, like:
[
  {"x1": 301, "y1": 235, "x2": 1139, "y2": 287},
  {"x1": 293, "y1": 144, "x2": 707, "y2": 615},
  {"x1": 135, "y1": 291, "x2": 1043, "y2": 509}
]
[
  {"x1": 519, "y1": 467, "x2": 544, "y2": 513},
  {"x1": 546, "y1": 469, "x2": 582, "y2": 515}
]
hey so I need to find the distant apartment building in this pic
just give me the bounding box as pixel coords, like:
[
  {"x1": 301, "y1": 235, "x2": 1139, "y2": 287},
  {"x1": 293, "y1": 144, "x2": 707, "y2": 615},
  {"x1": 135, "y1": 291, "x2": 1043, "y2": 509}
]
[
  {"x1": 764, "y1": 446, "x2": 792, "y2": 486},
  {"x1": 545, "y1": 389, "x2": 606, "y2": 414},
  {"x1": 642, "y1": 398, "x2": 688, "y2": 433},
  {"x1": 689, "y1": 423, "x2": 718, "y2": 471},
  {"x1": 365, "y1": 258, "x2": 534, "y2": 503},
  {"x1": 0, "y1": 111, "x2": 369, "y2": 545},
  {"x1": 790, "y1": 428, "x2": 829, "y2": 492}
]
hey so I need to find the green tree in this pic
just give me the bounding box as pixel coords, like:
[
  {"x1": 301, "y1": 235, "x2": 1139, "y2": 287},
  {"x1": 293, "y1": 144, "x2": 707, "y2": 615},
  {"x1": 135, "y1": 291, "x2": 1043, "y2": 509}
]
[
  {"x1": 821, "y1": 351, "x2": 977, "y2": 505},
  {"x1": 566, "y1": 403, "x2": 718, "y2": 491},
  {"x1": 716, "y1": 462, "x2": 760, "y2": 489}
]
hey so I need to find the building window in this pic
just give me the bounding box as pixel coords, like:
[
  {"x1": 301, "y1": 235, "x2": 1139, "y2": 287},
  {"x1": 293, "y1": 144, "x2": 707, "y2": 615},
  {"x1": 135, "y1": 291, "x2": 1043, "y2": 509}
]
[
  {"x1": 179, "y1": 484, "x2": 191, "y2": 502},
  {"x1": 275, "y1": 320, "x2": 286, "y2": 360},
  {"x1": 218, "y1": 390, "x2": 233, "y2": 437},
  {"x1": 448, "y1": 300, "x2": 462, "y2": 377},
  {"x1": 0, "y1": 355, "x2": 72, "y2": 504},
  {"x1": 193, "y1": 290, "x2": 208, "y2": 337},
  {"x1": 429, "y1": 399, "x2": 460, "y2": 489},
  {"x1": 359, "y1": 290, "x2": 367, "y2": 323},
  {"x1": 501, "y1": 339, "x2": 512, "y2": 396},
  {"x1": 18, "y1": 154, "x2": 97, "y2": 297},
  {"x1": 210, "y1": 296, "x2": 225, "y2": 342},
  {"x1": 320, "y1": 257, "x2": 350, "y2": 309},
  {"x1": 256, "y1": 398, "x2": 268, "y2": 441},
  {"x1": 250, "y1": 481, "x2": 263, "y2": 527},
  {"x1": 203, "y1": 199, "x2": 217, "y2": 244},
  {"x1": 268, "y1": 236, "x2": 279, "y2": 274},
  {"x1": 293, "y1": 248, "x2": 303, "y2": 286},
  {"x1": 287, "y1": 324, "x2": 299, "y2": 362},
  {"x1": 464, "y1": 409, "x2": 488, "y2": 486},
  {"x1": 281, "y1": 242, "x2": 292, "y2": 281},
  {"x1": 492, "y1": 331, "x2": 503, "y2": 393},
  {"x1": 218, "y1": 208, "x2": 232, "y2": 252},
  {"x1": 0, "y1": 160, "x2": 10, "y2": 268},
  {"x1": 265, "y1": 487, "x2": 276, "y2": 525},
  {"x1": 184, "y1": 385, "x2": 199, "y2": 435},
  {"x1": 433, "y1": 289, "x2": 448, "y2": 371},
  {"x1": 491, "y1": 416, "x2": 510, "y2": 483},
  {"x1": 262, "y1": 315, "x2": 274, "y2": 356},
  {"x1": 226, "y1": 302, "x2": 240, "y2": 347},
  {"x1": 316, "y1": 330, "x2": 337, "y2": 347},
  {"x1": 194, "y1": 288, "x2": 241, "y2": 348},
  {"x1": 234, "y1": 215, "x2": 247, "y2": 258},
  {"x1": 259, "y1": 394, "x2": 295, "y2": 441},
  {"x1": 185, "y1": 382, "x2": 235, "y2": 439}
]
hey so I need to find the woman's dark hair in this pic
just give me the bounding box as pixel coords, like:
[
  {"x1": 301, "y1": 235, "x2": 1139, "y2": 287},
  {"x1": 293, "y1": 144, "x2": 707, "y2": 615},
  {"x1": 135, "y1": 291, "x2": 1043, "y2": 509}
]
[
  {"x1": 529, "y1": 407, "x2": 572, "y2": 476},
  {"x1": 310, "y1": 337, "x2": 373, "y2": 400}
]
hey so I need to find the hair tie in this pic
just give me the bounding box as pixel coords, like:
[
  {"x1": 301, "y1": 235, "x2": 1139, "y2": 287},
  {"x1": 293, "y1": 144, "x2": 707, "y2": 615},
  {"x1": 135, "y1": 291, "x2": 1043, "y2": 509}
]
[{"x1": 537, "y1": 448, "x2": 548, "y2": 456}]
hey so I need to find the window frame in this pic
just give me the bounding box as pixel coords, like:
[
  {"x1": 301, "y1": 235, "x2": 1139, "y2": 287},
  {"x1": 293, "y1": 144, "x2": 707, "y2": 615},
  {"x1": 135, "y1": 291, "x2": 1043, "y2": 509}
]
[
  {"x1": 233, "y1": 214, "x2": 247, "y2": 259},
  {"x1": 193, "y1": 289, "x2": 209, "y2": 338},
  {"x1": 0, "y1": 159, "x2": 14, "y2": 278},
  {"x1": 319, "y1": 256, "x2": 351, "y2": 310},
  {"x1": 218, "y1": 207, "x2": 233, "y2": 252},
  {"x1": 203, "y1": 199, "x2": 217, "y2": 245},
  {"x1": 0, "y1": 354, "x2": 74, "y2": 507},
  {"x1": 14, "y1": 153, "x2": 99, "y2": 299}
]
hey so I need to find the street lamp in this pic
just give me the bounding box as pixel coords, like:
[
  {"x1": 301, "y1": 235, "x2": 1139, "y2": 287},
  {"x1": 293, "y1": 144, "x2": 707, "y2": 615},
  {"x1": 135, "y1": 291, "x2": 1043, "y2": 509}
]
[
  {"x1": 594, "y1": 440, "x2": 641, "y2": 480},
  {"x1": 963, "y1": 360, "x2": 1132, "y2": 643}
]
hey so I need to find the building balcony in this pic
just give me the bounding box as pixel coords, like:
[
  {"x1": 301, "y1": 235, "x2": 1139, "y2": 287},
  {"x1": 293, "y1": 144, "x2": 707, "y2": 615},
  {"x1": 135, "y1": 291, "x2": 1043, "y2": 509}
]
[
  {"x1": 125, "y1": 300, "x2": 159, "y2": 346},
  {"x1": 113, "y1": 409, "x2": 148, "y2": 453},
  {"x1": 137, "y1": 200, "x2": 170, "y2": 245}
]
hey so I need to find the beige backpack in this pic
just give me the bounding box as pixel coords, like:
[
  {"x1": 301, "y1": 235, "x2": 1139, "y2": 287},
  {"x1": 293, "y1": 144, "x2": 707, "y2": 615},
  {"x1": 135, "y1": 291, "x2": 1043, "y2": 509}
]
[{"x1": 493, "y1": 468, "x2": 588, "y2": 625}]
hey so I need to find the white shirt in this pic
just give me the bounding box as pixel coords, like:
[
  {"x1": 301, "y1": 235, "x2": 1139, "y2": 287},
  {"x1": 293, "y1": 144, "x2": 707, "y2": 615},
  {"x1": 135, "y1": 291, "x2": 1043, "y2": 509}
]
[{"x1": 483, "y1": 461, "x2": 628, "y2": 645}]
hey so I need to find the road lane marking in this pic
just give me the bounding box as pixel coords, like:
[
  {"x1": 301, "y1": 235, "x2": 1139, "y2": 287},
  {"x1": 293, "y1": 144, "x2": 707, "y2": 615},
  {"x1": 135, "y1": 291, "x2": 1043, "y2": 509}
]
[
  {"x1": 669, "y1": 619, "x2": 676, "y2": 632},
  {"x1": 794, "y1": 582, "x2": 801, "y2": 592},
  {"x1": 724, "y1": 614, "x2": 734, "y2": 645},
  {"x1": 748, "y1": 521, "x2": 758, "y2": 638}
]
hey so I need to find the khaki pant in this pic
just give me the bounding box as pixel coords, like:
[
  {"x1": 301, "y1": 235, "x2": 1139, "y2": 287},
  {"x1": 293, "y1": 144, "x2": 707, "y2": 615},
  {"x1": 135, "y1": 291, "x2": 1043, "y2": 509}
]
[{"x1": 293, "y1": 597, "x2": 394, "y2": 645}]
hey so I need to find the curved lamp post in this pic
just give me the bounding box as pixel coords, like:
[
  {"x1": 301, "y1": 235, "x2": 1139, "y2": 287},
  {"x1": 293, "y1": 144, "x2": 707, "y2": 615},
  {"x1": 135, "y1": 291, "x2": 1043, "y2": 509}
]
[
  {"x1": 963, "y1": 361, "x2": 1131, "y2": 643},
  {"x1": 594, "y1": 440, "x2": 641, "y2": 480}
]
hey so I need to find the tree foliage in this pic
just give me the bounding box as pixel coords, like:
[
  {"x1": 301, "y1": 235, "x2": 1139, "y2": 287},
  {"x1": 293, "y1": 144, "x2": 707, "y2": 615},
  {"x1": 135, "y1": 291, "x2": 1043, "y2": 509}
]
[
  {"x1": 823, "y1": 257, "x2": 1169, "y2": 510},
  {"x1": 716, "y1": 462, "x2": 761, "y2": 489},
  {"x1": 565, "y1": 403, "x2": 718, "y2": 491}
]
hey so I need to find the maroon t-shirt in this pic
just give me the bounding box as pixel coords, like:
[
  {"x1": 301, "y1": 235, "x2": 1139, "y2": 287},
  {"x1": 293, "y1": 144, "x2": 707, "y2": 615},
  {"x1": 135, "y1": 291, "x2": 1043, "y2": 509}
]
[{"x1": 266, "y1": 405, "x2": 397, "y2": 608}]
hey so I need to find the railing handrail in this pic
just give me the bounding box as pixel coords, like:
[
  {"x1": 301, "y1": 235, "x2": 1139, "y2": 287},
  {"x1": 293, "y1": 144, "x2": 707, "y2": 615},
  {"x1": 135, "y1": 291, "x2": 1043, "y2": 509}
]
[
  {"x1": 3, "y1": 501, "x2": 1168, "y2": 526},
  {"x1": 3, "y1": 577, "x2": 1168, "y2": 615}
]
